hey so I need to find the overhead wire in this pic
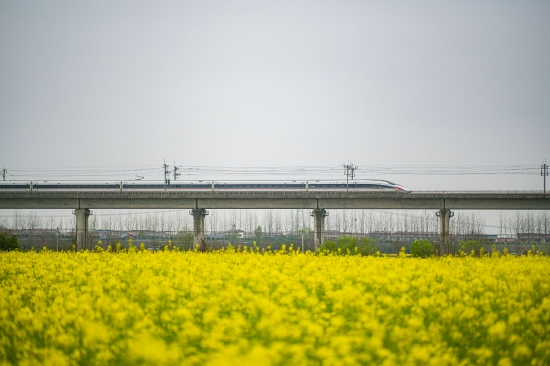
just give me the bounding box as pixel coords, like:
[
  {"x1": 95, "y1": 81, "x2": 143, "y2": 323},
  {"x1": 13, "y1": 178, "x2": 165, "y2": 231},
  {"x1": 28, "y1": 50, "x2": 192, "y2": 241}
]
[{"x1": 1, "y1": 164, "x2": 540, "y2": 180}]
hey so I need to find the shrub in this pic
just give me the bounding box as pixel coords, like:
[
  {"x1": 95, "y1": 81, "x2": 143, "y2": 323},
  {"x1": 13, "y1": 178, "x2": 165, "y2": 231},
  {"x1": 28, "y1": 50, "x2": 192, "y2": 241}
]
[
  {"x1": 357, "y1": 237, "x2": 379, "y2": 256},
  {"x1": 318, "y1": 239, "x2": 337, "y2": 253},
  {"x1": 318, "y1": 236, "x2": 378, "y2": 256},
  {"x1": 337, "y1": 235, "x2": 358, "y2": 254},
  {"x1": 0, "y1": 232, "x2": 19, "y2": 251},
  {"x1": 461, "y1": 240, "x2": 483, "y2": 257},
  {"x1": 411, "y1": 239, "x2": 433, "y2": 258},
  {"x1": 318, "y1": 236, "x2": 357, "y2": 255}
]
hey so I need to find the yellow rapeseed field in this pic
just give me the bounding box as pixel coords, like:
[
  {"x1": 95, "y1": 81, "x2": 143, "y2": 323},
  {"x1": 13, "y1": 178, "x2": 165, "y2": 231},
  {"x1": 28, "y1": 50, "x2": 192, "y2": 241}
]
[{"x1": 1, "y1": 248, "x2": 549, "y2": 365}]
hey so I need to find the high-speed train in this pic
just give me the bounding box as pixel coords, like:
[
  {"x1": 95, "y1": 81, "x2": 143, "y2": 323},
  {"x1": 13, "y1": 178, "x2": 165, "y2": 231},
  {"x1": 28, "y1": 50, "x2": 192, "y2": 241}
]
[{"x1": 0, "y1": 180, "x2": 410, "y2": 192}]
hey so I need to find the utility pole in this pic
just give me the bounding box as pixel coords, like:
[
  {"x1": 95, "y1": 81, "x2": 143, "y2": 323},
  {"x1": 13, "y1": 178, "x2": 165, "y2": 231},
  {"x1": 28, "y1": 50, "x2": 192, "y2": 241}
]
[
  {"x1": 173, "y1": 161, "x2": 180, "y2": 181},
  {"x1": 163, "y1": 159, "x2": 171, "y2": 191},
  {"x1": 542, "y1": 159, "x2": 548, "y2": 195},
  {"x1": 1, "y1": 165, "x2": 6, "y2": 181},
  {"x1": 343, "y1": 162, "x2": 357, "y2": 192}
]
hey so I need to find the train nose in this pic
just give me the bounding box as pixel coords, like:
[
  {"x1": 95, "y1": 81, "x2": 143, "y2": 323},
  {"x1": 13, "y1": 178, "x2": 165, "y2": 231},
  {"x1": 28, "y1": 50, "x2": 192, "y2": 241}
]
[{"x1": 395, "y1": 186, "x2": 411, "y2": 192}]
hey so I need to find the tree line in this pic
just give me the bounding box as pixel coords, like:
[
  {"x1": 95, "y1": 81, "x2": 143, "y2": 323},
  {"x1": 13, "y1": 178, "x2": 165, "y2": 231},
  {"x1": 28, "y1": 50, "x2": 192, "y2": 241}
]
[{"x1": 1, "y1": 209, "x2": 548, "y2": 239}]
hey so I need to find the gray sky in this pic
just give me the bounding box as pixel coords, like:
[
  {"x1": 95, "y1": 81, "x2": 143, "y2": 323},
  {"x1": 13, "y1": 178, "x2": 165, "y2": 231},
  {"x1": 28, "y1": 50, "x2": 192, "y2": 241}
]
[{"x1": 1, "y1": 0, "x2": 549, "y2": 191}]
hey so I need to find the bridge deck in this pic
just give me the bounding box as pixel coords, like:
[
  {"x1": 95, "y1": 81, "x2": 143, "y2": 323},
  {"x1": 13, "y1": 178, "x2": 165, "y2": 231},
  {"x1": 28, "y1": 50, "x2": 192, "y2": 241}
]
[{"x1": 0, "y1": 191, "x2": 548, "y2": 210}]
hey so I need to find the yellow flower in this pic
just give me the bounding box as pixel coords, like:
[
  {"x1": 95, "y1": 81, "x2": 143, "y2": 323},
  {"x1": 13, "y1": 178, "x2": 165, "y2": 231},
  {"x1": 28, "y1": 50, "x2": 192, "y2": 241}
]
[{"x1": 0, "y1": 251, "x2": 549, "y2": 365}]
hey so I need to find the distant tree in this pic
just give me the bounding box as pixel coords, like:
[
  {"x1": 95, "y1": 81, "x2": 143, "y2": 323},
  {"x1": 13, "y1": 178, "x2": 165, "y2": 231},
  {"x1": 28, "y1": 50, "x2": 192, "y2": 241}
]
[
  {"x1": 263, "y1": 239, "x2": 273, "y2": 250},
  {"x1": 152, "y1": 239, "x2": 161, "y2": 252},
  {"x1": 318, "y1": 239, "x2": 337, "y2": 253},
  {"x1": 411, "y1": 239, "x2": 433, "y2": 258},
  {"x1": 318, "y1": 235, "x2": 376, "y2": 255},
  {"x1": 227, "y1": 232, "x2": 239, "y2": 247},
  {"x1": 336, "y1": 235, "x2": 359, "y2": 254},
  {"x1": 357, "y1": 237, "x2": 379, "y2": 256},
  {"x1": 391, "y1": 240, "x2": 403, "y2": 254},
  {"x1": 460, "y1": 240, "x2": 483, "y2": 257},
  {"x1": 300, "y1": 226, "x2": 314, "y2": 251},
  {"x1": 254, "y1": 225, "x2": 264, "y2": 246},
  {"x1": 0, "y1": 232, "x2": 19, "y2": 251},
  {"x1": 176, "y1": 232, "x2": 194, "y2": 251},
  {"x1": 264, "y1": 210, "x2": 274, "y2": 235},
  {"x1": 13, "y1": 210, "x2": 24, "y2": 231}
]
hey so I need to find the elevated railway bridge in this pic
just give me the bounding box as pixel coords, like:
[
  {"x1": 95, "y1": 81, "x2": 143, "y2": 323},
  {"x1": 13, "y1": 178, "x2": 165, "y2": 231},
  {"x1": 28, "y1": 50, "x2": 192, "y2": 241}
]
[{"x1": 1, "y1": 190, "x2": 549, "y2": 252}]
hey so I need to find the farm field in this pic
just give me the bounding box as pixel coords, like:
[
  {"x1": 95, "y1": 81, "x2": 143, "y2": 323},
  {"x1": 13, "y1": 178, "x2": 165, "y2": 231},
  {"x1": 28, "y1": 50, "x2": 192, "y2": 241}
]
[{"x1": 1, "y1": 250, "x2": 549, "y2": 365}]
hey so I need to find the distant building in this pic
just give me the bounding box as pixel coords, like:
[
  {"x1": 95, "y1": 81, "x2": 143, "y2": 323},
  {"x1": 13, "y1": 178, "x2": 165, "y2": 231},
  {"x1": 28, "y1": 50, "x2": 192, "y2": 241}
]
[
  {"x1": 516, "y1": 233, "x2": 550, "y2": 242},
  {"x1": 496, "y1": 237, "x2": 516, "y2": 243}
]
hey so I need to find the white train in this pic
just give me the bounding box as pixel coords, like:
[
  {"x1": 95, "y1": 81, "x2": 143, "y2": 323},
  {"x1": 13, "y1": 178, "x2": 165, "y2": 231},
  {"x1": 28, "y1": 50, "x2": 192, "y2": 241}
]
[{"x1": 0, "y1": 180, "x2": 411, "y2": 192}]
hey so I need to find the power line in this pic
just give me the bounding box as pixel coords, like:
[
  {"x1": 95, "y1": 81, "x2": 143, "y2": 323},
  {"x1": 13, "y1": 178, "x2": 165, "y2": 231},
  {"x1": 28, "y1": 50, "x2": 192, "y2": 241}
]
[
  {"x1": 170, "y1": 164, "x2": 541, "y2": 176},
  {"x1": 0, "y1": 164, "x2": 541, "y2": 180}
]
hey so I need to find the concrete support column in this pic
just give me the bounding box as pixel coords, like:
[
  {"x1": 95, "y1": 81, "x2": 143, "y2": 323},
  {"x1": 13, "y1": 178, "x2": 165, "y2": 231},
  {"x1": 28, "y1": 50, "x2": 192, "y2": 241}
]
[
  {"x1": 436, "y1": 209, "x2": 453, "y2": 255},
  {"x1": 191, "y1": 208, "x2": 209, "y2": 247},
  {"x1": 311, "y1": 209, "x2": 328, "y2": 250},
  {"x1": 74, "y1": 209, "x2": 91, "y2": 251}
]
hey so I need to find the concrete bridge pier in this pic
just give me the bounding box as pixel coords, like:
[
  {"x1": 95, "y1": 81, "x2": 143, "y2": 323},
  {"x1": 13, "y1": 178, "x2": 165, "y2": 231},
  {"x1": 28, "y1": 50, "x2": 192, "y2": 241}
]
[
  {"x1": 191, "y1": 208, "x2": 209, "y2": 248},
  {"x1": 436, "y1": 209, "x2": 453, "y2": 255},
  {"x1": 74, "y1": 208, "x2": 91, "y2": 250},
  {"x1": 311, "y1": 209, "x2": 328, "y2": 250}
]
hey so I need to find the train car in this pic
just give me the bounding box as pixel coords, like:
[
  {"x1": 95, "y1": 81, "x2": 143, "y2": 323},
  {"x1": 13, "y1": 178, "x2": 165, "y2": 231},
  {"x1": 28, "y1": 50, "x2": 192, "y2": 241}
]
[
  {"x1": 117, "y1": 181, "x2": 289, "y2": 191},
  {"x1": 213, "y1": 181, "x2": 306, "y2": 191},
  {"x1": 32, "y1": 181, "x2": 122, "y2": 191},
  {"x1": 0, "y1": 181, "x2": 123, "y2": 192},
  {"x1": 0, "y1": 180, "x2": 411, "y2": 192},
  {"x1": 122, "y1": 181, "x2": 308, "y2": 191},
  {"x1": 0, "y1": 181, "x2": 31, "y2": 191},
  {"x1": 214, "y1": 180, "x2": 411, "y2": 192},
  {"x1": 123, "y1": 181, "x2": 212, "y2": 191},
  {"x1": 307, "y1": 180, "x2": 409, "y2": 192}
]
